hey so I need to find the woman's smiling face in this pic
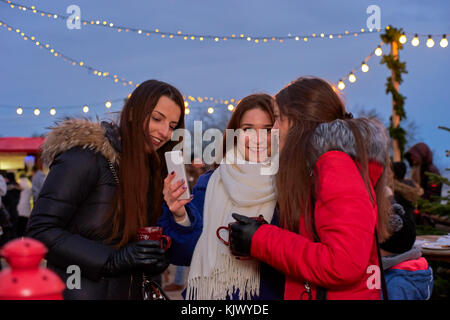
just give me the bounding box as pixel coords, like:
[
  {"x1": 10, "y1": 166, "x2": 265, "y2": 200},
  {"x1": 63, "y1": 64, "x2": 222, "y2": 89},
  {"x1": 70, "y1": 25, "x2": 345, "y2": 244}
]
[
  {"x1": 148, "y1": 95, "x2": 181, "y2": 151},
  {"x1": 237, "y1": 108, "x2": 273, "y2": 162}
]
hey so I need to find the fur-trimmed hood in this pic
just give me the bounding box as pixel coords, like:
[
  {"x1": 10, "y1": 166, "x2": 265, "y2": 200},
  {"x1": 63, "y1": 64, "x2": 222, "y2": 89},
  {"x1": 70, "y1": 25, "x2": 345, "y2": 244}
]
[
  {"x1": 311, "y1": 117, "x2": 389, "y2": 166},
  {"x1": 310, "y1": 117, "x2": 389, "y2": 187},
  {"x1": 394, "y1": 179, "x2": 424, "y2": 203},
  {"x1": 41, "y1": 118, "x2": 120, "y2": 167}
]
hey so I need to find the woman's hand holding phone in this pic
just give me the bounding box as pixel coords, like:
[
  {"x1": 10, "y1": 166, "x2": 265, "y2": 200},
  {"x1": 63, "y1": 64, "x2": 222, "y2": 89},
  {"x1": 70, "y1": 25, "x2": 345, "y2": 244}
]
[{"x1": 163, "y1": 171, "x2": 193, "y2": 222}]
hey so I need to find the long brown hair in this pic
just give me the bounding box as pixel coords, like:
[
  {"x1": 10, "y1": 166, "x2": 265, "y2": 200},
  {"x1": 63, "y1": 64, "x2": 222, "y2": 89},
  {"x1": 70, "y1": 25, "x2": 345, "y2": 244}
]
[
  {"x1": 107, "y1": 79, "x2": 185, "y2": 248},
  {"x1": 217, "y1": 93, "x2": 275, "y2": 164},
  {"x1": 275, "y1": 77, "x2": 390, "y2": 241}
]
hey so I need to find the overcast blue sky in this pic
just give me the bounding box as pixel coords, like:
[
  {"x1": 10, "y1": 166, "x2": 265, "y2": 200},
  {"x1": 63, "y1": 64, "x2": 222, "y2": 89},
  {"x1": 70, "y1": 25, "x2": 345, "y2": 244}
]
[{"x1": 0, "y1": 0, "x2": 448, "y2": 170}]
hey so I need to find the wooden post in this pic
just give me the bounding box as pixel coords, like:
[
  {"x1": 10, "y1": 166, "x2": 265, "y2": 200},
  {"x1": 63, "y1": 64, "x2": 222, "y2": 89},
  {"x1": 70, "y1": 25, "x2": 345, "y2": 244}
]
[{"x1": 391, "y1": 41, "x2": 402, "y2": 161}]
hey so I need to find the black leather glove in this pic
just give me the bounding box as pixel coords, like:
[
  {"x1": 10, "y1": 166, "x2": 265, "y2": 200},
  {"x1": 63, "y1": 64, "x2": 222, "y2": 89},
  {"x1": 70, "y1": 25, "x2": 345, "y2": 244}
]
[
  {"x1": 101, "y1": 240, "x2": 170, "y2": 277},
  {"x1": 230, "y1": 213, "x2": 267, "y2": 257}
]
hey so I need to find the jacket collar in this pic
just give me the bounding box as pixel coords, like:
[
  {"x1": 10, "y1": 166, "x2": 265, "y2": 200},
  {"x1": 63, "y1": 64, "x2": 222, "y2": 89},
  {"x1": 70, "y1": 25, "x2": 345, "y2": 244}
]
[
  {"x1": 41, "y1": 118, "x2": 120, "y2": 167},
  {"x1": 311, "y1": 118, "x2": 389, "y2": 187}
]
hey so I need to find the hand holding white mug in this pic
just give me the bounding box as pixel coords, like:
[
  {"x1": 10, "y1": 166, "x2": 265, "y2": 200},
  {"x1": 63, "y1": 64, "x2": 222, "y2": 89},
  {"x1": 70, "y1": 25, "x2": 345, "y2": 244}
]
[{"x1": 163, "y1": 171, "x2": 193, "y2": 222}]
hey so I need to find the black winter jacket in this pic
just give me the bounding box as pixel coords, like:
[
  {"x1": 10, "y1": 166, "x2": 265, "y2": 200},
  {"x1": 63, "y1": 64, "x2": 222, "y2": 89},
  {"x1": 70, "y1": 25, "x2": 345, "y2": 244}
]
[{"x1": 27, "y1": 119, "x2": 143, "y2": 300}]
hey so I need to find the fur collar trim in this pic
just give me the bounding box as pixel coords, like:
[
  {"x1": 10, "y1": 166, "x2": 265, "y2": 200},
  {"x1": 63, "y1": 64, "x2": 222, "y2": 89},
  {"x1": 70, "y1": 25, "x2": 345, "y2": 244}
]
[
  {"x1": 41, "y1": 118, "x2": 120, "y2": 166},
  {"x1": 311, "y1": 118, "x2": 389, "y2": 166}
]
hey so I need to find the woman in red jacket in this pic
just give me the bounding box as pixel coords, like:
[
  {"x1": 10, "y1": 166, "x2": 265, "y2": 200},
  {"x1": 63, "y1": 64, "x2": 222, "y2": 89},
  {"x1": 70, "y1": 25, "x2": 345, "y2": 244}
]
[{"x1": 230, "y1": 76, "x2": 391, "y2": 300}]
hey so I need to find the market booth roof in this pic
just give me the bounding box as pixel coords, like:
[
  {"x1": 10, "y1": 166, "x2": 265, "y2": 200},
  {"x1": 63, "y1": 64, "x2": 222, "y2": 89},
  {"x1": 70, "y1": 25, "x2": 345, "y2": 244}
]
[{"x1": 0, "y1": 137, "x2": 45, "y2": 153}]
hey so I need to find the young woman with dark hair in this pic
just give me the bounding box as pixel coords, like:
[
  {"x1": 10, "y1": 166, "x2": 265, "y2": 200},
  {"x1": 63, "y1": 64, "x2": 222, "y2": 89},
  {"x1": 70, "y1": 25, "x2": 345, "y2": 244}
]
[
  {"x1": 229, "y1": 77, "x2": 392, "y2": 300},
  {"x1": 27, "y1": 79, "x2": 185, "y2": 299},
  {"x1": 158, "y1": 93, "x2": 285, "y2": 300}
]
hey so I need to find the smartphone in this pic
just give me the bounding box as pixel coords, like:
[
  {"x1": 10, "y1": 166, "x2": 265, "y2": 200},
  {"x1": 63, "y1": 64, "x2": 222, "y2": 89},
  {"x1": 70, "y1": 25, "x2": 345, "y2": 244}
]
[{"x1": 164, "y1": 150, "x2": 191, "y2": 200}]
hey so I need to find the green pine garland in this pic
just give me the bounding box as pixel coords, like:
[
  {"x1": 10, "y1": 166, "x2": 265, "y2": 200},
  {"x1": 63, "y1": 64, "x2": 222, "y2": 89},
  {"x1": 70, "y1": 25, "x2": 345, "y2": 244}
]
[{"x1": 380, "y1": 26, "x2": 408, "y2": 156}]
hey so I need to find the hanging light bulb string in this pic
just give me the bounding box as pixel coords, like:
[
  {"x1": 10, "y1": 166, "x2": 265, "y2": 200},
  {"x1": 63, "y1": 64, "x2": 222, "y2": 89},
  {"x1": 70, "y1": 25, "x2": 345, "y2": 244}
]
[
  {"x1": 0, "y1": 97, "x2": 125, "y2": 116},
  {"x1": 3, "y1": 0, "x2": 448, "y2": 46},
  {"x1": 0, "y1": 19, "x2": 138, "y2": 87},
  {"x1": 336, "y1": 42, "x2": 385, "y2": 90},
  {"x1": 1, "y1": 0, "x2": 383, "y2": 44},
  {"x1": 0, "y1": 97, "x2": 239, "y2": 117},
  {"x1": 397, "y1": 31, "x2": 448, "y2": 48},
  {"x1": 0, "y1": 19, "x2": 237, "y2": 108},
  {"x1": 336, "y1": 25, "x2": 450, "y2": 91}
]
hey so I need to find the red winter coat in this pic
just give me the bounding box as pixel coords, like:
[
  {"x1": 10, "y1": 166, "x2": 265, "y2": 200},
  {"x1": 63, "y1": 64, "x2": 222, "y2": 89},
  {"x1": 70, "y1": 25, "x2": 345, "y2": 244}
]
[{"x1": 251, "y1": 151, "x2": 384, "y2": 300}]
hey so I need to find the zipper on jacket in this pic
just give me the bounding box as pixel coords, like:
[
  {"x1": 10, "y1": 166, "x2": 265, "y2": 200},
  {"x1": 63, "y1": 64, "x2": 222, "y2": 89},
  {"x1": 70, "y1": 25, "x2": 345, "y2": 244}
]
[{"x1": 301, "y1": 282, "x2": 313, "y2": 300}]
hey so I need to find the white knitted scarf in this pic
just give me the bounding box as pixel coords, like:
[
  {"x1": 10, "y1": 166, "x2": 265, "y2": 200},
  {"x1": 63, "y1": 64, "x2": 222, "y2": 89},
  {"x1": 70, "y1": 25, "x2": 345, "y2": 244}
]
[{"x1": 185, "y1": 148, "x2": 277, "y2": 300}]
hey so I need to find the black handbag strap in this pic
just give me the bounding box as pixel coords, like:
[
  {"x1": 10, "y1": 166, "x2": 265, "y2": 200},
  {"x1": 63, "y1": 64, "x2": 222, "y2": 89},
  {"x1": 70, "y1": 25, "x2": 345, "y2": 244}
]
[
  {"x1": 375, "y1": 226, "x2": 389, "y2": 300},
  {"x1": 310, "y1": 194, "x2": 328, "y2": 300}
]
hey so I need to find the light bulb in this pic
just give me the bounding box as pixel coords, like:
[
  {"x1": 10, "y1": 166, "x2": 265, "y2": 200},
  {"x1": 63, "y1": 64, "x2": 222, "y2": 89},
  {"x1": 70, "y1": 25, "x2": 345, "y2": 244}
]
[
  {"x1": 426, "y1": 36, "x2": 435, "y2": 48},
  {"x1": 399, "y1": 34, "x2": 407, "y2": 44},
  {"x1": 184, "y1": 101, "x2": 189, "y2": 108},
  {"x1": 208, "y1": 107, "x2": 214, "y2": 114},
  {"x1": 348, "y1": 73, "x2": 356, "y2": 83},
  {"x1": 50, "y1": 108, "x2": 56, "y2": 116},
  {"x1": 185, "y1": 108, "x2": 190, "y2": 115},
  {"x1": 337, "y1": 80, "x2": 345, "y2": 90},
  {"x1": 361, "y1": 63, "x2": 369, "y2": 73},
  {"x1": 411, "y1": 34, "x2": 420, "y2": 47},
  {"x1": 440, "y1": 35, "x2": 448, "y2": 48},
  {"x1": 105, "y1": 101, "x2": 112, "y2": 108},
  {"x1": 374, "y1": 46, "x2": 383, "y2": 56},
  {"x1": 228, "y1": 104, "x2": 234, "y2": 111},
  {"x1": 16, "y1": 107, "x2": 23, "y2": 115},
  {"x1": 83, "y1": 105, "x2": 89, "y2": 113},
  {"x1": 34, "y1": 108, "x2": 40, "y2": 116}
]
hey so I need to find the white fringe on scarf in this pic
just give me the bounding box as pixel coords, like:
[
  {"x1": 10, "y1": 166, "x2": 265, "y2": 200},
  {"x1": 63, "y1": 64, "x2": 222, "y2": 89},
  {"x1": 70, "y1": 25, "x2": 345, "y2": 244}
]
[{"x1": 186, "y1": 248, "x2": 261, "y2": 300}]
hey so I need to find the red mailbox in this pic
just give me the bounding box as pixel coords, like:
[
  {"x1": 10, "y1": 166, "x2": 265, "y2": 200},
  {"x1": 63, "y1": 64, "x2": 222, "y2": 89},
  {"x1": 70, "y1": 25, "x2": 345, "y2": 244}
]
[{"x1": 0, "y1": 237, "x2": 65, "y2": 300}]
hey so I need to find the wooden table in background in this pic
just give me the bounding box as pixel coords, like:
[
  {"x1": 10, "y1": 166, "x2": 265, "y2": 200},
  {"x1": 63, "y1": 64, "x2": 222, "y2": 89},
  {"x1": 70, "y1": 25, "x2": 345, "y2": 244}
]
[{"x1": 416, "y1": 235, "x2": 450, "y2": 264}]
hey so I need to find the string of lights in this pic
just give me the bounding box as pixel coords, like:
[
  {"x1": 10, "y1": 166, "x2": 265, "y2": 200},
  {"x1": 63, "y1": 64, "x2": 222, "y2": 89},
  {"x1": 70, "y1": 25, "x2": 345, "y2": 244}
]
[
  {"x1": 4, "y1": 0, "x2": 448, "y2": 46},
  {"x1": 0, "y1": 97, "x2": 238, "y2": 117},
  {"x1": 0, "y1": 19, "x2": 137, "y2": 87},
  {"x1": 1, "y1": 48, "x2": 383, "y2": 117},
  {"x1": 400, "y1": 32, "x2": 448, "y2": 48},
  {"x1": 335, "y1": 42, "x2": 385, "y2": 91},
  {"x1": 2, "y1": 37, "x2": 445, "y2": 116},
  {"x1": 0, "y1": 19, "x2": 237, "y2": 112},
  {"x1": 335, "y1": 27, "x2": 449, "y2": 91},
  {"x1": 2, "y1": 0, "x2": 384, "y2": 44}
]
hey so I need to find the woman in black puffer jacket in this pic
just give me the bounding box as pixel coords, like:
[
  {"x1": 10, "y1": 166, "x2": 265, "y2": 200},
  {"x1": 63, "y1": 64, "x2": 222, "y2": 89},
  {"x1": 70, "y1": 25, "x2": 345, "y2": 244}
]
[{"x1": 26, "y1": 80, "x2": 185, "y2": 299}]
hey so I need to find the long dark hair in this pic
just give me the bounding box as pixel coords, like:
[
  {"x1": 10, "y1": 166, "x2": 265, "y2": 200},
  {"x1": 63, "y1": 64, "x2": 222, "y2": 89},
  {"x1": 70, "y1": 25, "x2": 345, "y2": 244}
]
[
  {"x1": 275, "y1": 77, "x2": 390, "y2": 241},
  {"x1": 107, "y1": 79, "x2": 185, "y2": 248}
]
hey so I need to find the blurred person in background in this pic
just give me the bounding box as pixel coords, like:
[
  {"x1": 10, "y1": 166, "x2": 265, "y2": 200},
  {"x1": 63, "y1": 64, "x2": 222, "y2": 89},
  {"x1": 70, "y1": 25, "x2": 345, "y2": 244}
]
[
  {"x1": 380, "y1": 203, "x2": 433, "y2": 300},
  {"x1": 392, "y1": 161, "x2": 423, "y2": 219},
  {"x1": 0, "y1": 171, "x2": 10, "y2": 247},
  {"x1": 0, "y1": 172, "x2": 21, "y2": 243},
  {"x1": 17, "y1": 171, "x2": 32, "y2": 237},
  {"x1": 31, "y1": 163, "x2": 47, "y2": 206},
  {"x1": 405, "y1": 143, "x2": 442, "y2": 201}
]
